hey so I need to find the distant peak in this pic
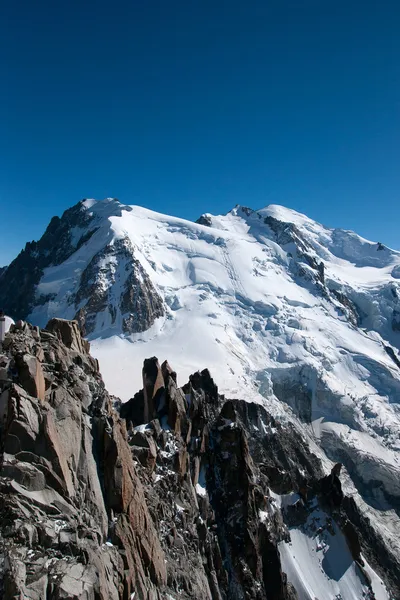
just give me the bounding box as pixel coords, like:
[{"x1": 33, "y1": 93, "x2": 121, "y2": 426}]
[
  {"x1": 81, "y1": 198, "x2": 97, "y2": 209},
  {"x1": 257, "y1": 204, "x2": 316, "y2": 227},
  {"x1": 80, "y1": 197, "x2": 122, "y2": 209},
  {"x1": 79, "y1": 197, "x2": 132, "y2": 218},
  {"x1": 228, "y1": 205, "x2": 255, "y2": 217}
]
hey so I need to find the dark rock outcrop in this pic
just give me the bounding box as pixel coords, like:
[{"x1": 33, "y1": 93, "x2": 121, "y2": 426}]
[
  {"x1": 384, "y1": 344, "x2": 400, "y2": 369},
  {"x1": 330, "y1": 288, "x2": 361, "y2": 326},
  {"x1": 142, "y1": 357, "x2": 166, "y2": 422},
  {"x1": 264, "y1": 216, "x2": 310, "y2": 254},
  {"x1": 119, "y1": 361, "x2": 396, "y2": 598},
  {"x1": 196, "y1": 214, "x2": 213, "y2": 227}
]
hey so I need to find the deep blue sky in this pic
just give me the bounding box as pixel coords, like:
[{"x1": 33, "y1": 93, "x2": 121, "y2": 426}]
[{"x1": 1, "y1": 1, "x2": 399, "y2": 265}]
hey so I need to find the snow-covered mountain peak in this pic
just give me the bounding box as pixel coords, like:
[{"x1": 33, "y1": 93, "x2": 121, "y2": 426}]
[
  {"x1": 79, "y1": 196, "x2": 133, "y2": 218},
  {"x1": 260, "y1": 203, "x2": 314, "y2": 223},
  {"x1": 227, "y1": 202, "x2": 315, "y2": 228}
]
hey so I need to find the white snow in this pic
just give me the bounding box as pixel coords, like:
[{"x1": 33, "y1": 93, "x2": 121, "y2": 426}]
[
  {"x1": 195, "y1": 482, "x2": 207, "y2": 497},
  {"x1": 133, "y1": 423, "x2": 152, "y2": 434},
  {"x1": 195, "y1": 465, "x2": 207, "y2": 497},
  {"x1": 259, "y1": 510, "x2": 269, "y2": 523},
  {"x1": 278, "y1": 501, "x2": 390, "y2": 600}
]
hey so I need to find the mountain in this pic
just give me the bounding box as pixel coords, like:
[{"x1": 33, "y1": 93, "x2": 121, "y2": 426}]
[
  {"x1": 1, "y1": 198, "x2": 400, "y2": 597},
  {"x1": 0, "y1": 319, "x2": 394, "y2": 599}
]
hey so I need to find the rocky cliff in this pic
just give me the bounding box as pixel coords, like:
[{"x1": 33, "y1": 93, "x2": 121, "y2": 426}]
[{"x1": 0, "y1": 320, "x2": 396, "y2": 599}]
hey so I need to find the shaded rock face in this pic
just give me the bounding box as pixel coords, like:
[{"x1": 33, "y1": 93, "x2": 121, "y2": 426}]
[
  {"x1": 317, "y1": 466, "x2": 400, "y2": 593},
  {"x1": 393, "y1": 308, "x2": 400, "y2": 332},
  {"x1": 264, "y1": 216, "x2": 310, "y2": 255},
  {"x1": 0, "y1": 201, "x2": 96, "y2": 320},
  {"x1": 330, "y1": 288, "x2": 361, "y2": 326},
  {"x1": 73, "y1": 236, "x2": 164, "y2": 336},
  {"x1": 1, "y1": 322, "x2": 397, "y2": 599},
  {"x1": 0, "y1": 319, "x2": 166, "y2": 599},
  {"x1": 196, "y1": 214, "x2": 213, "y2": 227}
]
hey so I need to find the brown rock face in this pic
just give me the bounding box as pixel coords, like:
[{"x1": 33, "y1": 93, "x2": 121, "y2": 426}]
[
  {"x1": 46, "y1": 317, "x2": 90, "y2": 354},
  {"x1": 162, "y1": 362, "x2": 187, "y2": 436},
  {"x1": 129, "y1": 429, "x2": 158, "y2": 471},
  {"x1": 103, "y1": 413, "x2": 167, "y2": 597},
  {"x1": 0, "y1": 320, "x2": 165, "y2": 599},
  {"x1": 142, "y1": 356, "x2": 165, "y2": 423},
  {"x1": 14, "y1": 353, "x2": 46, "y2": 401},
  {"x1": 161, "y1": 359, "x2": 177, "y2": 384}
]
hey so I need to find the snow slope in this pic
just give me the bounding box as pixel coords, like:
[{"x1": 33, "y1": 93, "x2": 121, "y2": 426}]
[
  {"x1": 276, "y1": 495, "x2": 388, "y2": 600},
  {"x1": 25, "y1": 198, "x2": 400, "y2": 594}
]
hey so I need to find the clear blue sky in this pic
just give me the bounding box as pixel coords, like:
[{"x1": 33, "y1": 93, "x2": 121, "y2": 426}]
[{"x1": 1, "y1": 0, "x2": 399, "y2": 265}]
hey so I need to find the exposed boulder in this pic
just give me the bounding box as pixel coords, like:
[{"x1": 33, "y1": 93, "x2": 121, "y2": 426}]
[
  {"x1": 196, "y1": 214, "x2": 212, "y2": 227},
  {"x1": 129, "y1": 429, "x2": 158, "y2": 471},
  {"x1": 46, "y1": 317, "x2": 90, "y2": 354}
]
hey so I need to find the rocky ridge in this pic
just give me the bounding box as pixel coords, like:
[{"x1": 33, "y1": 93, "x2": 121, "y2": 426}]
[{"x1": 0, "y1": 320, "x2": 396, "y2": 599}]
